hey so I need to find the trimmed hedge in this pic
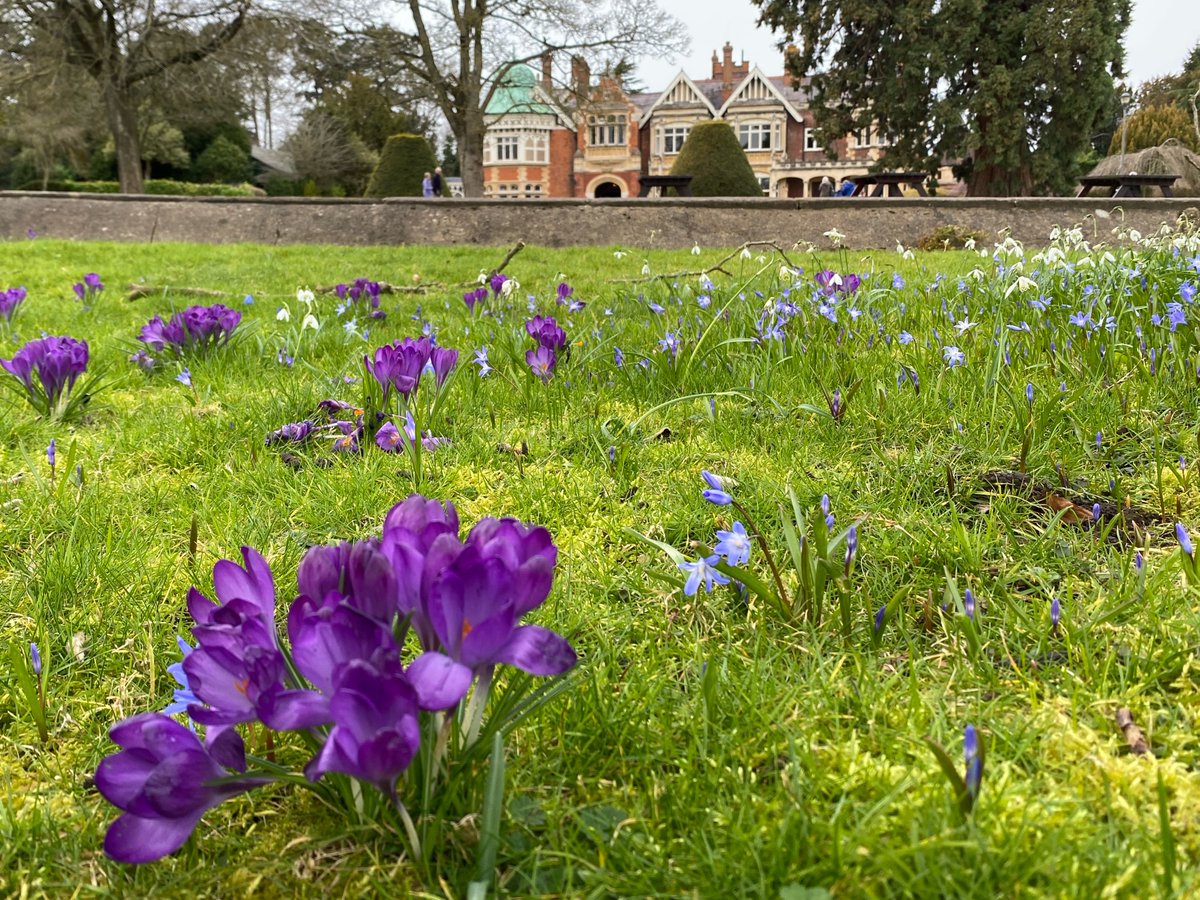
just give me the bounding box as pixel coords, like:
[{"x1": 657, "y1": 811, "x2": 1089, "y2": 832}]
[
  {"x1": 670, "y1": 121, "x2": 762, "y2": 197},
  {"x1": 364, "y1": 134, "x2": 438, "y2": 198},
  {"x1": 18, "y1": 179, "x2": 261, "y2": 197}
]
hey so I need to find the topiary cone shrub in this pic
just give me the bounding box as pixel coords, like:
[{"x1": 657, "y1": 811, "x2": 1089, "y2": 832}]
[
  {"x1": 364, "y1": 133, "x2": 439, "y2": 198},
  {"x1": 669, "y1": 121, "x2": 762, "y2": 196}
]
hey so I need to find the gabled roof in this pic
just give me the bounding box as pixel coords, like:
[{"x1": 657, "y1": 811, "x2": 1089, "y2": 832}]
[
  {"x1": 485, "y1": 64, "x2": 575, "y2": 129},
  {"x1": 637, "y1": 70, "x2": 719, "y2": 125},
  {"x1": 718, "y1": 67, "x2": 804, "y2": 121}
]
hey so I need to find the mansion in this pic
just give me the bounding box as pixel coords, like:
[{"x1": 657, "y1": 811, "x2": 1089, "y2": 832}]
[{"x1": 482, "y1": 44, "x2": 896, "y2": 199}]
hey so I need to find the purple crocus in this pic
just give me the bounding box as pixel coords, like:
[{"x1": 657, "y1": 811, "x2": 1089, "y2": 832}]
[
  {"x1": 364, "y1": 337, "x2": 432, "y2": 403},
  {"x1": 1050, "y1": 596, "x2": 1061, "y2": 629},
  {"x1": 137, "y1": 304, "x2": 240, "y2": 357},
  {"x1": 525, "y1": 315, "x2": 567, "y2": 353},
  {"x1": 963, "y1": 588, "x2": 976, "y2": 619},
  {"x1": 95, "y1": 713, "x2": 268, "y2": 863},
  {"x1": 527, "y1": 345, "x2": 557, "y2": 382},
  {"x1": 0, "y1": 335, "x2": 89, "y2": 411},
  {"x1": 430, "y1": 347, "x2": 458, "y2": 387},
  {"x1": 556, "y1": 282, "x2": 574, "y2": 304},
  {"x1": 463, "y1": 287, "x2": 487, "y2": 312},
  {"x1": 305, "y1": 658, "x2": 421, "y2": 795},
  {"x1": 422, "y1": 533, "x2": 575, "y2": 681},
  {"x1": 0, "y1": 286, "x2": 26, "y2": 322},
  {"x1": 265, "y1": 420, "x2": 313, "y2": 446}
]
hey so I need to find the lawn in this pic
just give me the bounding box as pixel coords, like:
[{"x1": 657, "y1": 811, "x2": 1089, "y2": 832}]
[{"x1": 1, "y1": 229, "x2": 1199, "y2": 898}]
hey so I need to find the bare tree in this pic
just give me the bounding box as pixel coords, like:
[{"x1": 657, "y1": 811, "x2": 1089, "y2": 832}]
[
  {"x1": 0, "y1": 0, "x2": 254, "y2": 192},
  {"x1": 379, "y1": 0, "x2": 687, "y2": 196},
  {"x1": 283, "y1": 110, "x2": 377, "y2": 194}
]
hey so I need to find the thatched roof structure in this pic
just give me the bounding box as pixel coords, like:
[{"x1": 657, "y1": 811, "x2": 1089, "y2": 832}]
[{"x1": 1088, "y1": 139, "x2": 1200, "y2": 196}]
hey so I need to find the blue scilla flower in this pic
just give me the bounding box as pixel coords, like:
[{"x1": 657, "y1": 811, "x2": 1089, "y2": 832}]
[
  {"x1": 713, "y1": 522, "x2": 751, "y2": 566},
  {"x1": 678, "y1": 555, "x2": 731, "y2": 596},
  {"x1": 701, "y1": 470, "x2": 733, "y2": 506}
]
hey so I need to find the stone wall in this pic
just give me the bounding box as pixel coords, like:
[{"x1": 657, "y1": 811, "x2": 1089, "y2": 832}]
[{"x1": 1, "y1": 191, "x2": 1195, "y2": 249}]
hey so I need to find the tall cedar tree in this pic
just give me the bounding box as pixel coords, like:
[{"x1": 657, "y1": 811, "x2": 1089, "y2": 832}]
[{"x1": 751, "y1": 0, "x2": 1131, "y2": 195}]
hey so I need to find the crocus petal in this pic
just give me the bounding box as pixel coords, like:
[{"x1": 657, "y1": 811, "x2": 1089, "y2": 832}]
[
  {"x1": 257, "y1": 688, "x2": 331, "y2": 731},
  {"x1": 95, "y1": 750, "x2": 158, "y2": 809},
  {"x1": 104, "y1": 810, "x2": 207, "y2": 864},
  {"x1": 406, "y1": 651, "x2": 473, "y2": 709},
  {"x1": 496, "y1": 625, "x2": 577, "y2": 676}
]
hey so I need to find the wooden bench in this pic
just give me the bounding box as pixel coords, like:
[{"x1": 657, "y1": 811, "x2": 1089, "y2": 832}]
[
  {"x1": 1076, "y1": 174, "x2": 1179, "y2": 198},
  {"x1": 638, "y1": 175, "x2": 693, "y2": 197},
  {"x1": 850, "y1": 172, "x2": 928, "y2": 197}
]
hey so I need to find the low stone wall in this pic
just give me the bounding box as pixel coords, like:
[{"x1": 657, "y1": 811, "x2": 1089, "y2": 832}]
[{"x1": 1, "y1": 191, "x2": 1195, "y2": 249}]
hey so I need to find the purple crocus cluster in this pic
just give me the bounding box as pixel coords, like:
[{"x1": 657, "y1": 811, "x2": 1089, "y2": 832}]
[
  {"x1": 0, "y1": 286, "x2": 26, "y2": 322},
  {"x1": 525, "y1": 315, "x2": 567, "y2": 383},
  {"x1": 463, "y1": 286, "x2": 488, "y2": 313},
  {"x1": 137, "y1": 304, "x2": 242, "y2": 359},
  {"x1": 335, "y1": 278, "x2": 382, "y2": 309},
  {"x1": 814, "y1": 270, "x2": 861, "y2": 295},
  {"x1": 94, "y1": 496, "x2": 576, "y2": 864},
  {"x1": 265, "y1": 420, "x2": 314, "y2": 446},
  {"x1": 364, "y1": 336, "x2": 458, "y2": 406},
  {"x1": 0, "y1": 335, "x2": 89, "y2": 411},
  {"x1": 72, "y1": 273, "x2": 103, "y2": 306}
]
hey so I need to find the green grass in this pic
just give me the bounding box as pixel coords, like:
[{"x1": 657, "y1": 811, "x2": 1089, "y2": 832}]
[{"x1": 1, "y1": 232, "x2": 1199, "y2": 898}]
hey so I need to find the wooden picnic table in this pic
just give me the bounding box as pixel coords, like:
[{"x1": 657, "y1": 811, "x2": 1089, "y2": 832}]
[
  {"x1": 638, "y1": 175, "x2": 693, "y2": 197},
  {"x1": 850, "y1": 172, "x2": 928, "y2": 197},
  {"x1": 1076, "y1": 174, "x2": 1178, "y2": 198}
]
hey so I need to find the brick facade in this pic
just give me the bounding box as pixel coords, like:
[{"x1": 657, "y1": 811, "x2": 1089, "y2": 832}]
[{"x1": 485, "y1": 45, "x2": 931, "y2": 199}]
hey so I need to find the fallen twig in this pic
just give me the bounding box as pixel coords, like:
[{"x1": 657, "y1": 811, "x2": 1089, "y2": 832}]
[
  {"x1": 1115, "y1": 707, "x2": 1150, "y2": 755},
  {"x1": 125, "y1": 284, "x2": 227, "y2": 301}
]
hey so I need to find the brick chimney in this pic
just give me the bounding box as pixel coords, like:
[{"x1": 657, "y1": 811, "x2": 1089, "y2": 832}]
[
  {"x1": 722, "y1": 42, "x2": 734, "y2": 90},
  {"x1": 541, "y1": 51, "x2": 553, "y2": 89},
  {"x1": 571, "y1": 55, "x2": 591, "y2": 98},
  {"x1": 711, "y1": 49, "x2": 721, "y2": 79}
]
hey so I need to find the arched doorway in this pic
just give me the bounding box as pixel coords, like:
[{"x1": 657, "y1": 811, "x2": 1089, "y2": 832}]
[
  {"x1": 594, "y1": 181, "x2": 622, "y2": 198},
  {"x1": 778, "y1": 177, "x2": 805, "y2": 198}
]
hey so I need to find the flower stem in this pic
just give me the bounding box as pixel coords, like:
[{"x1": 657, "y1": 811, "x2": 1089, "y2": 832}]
[
  {"x1": 462, "y1": 666, "x2": 493, "y2": 749},
  {"x1": 732, "y1": 500, "x2": 791, "y2": 610}
]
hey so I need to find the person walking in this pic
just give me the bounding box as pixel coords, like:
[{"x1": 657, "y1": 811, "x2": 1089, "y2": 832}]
[
  {"x1": 422, "y1": 171, "x2": 434, "y2": 198},
  {"x1": 431, "y1": 167, "x2": 444, "y2": 197},
  {"x1": 818, "y1": 176, "x2": 834, "y2": 197}
]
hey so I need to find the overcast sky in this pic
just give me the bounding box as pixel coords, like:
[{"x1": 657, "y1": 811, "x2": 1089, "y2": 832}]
[{"x1": 635, "y1": 0, "x2": 1199, "y2": 92}]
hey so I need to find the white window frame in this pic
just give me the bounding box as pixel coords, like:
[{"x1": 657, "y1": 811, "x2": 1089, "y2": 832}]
[
  {"x1": 662, "y1": 126, "x2": 689, "y2": 154},
  {"x1": 588, "y1": 114, "x2": 626, "y2": 147},
  {"x1": 804, "y1": 129, "x2": 821, "y2": 152},
  {"x1": 739, "y1": 121, "x2": 771, "y2": 151},
  {"x1": 495, "y1": 135, "x2": 519, "y2": 161}
]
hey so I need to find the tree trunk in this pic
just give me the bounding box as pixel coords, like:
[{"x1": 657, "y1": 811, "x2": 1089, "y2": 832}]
[
  {"x1": 967, "y1": 161, "x2": 1032, "y2": 197},
  {"x1": 457, "y1": 116, "x2": 486, "y2": 198},
  {"x1": 102, "y1": 83, "x2": 144, "y2": 194}
]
